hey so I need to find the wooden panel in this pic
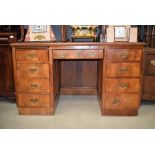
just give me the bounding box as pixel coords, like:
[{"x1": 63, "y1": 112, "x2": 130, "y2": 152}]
[
  {"x1": 143, "y1": 76, "x2": 155, "y2": 97},
  {"x1": 16, "y1": 49, "x2": 49, "y2": 62},
  {"x1": 107, "y1": 63, "x2": 140, "y2": 77},
  {"x1": 60, "y1": 60, "x2": 97, "y2": 88},
  {"x1": 144, "y1": 54, "x2": 155, "y2": 75},
  {"x1": 97, "y1": 60, "x2": 103, "y2": 99},
  {"x1": 53, "y1": 49, "x2": 103, "y2": 59},
  {"x1": 61, "y1": 60, "x2": 81, "y2": 87},
  {"x1": 142, "y1": 48, "x2": 155, "y2": 101},
  {"x1": 18, "y1": 107, "x2": 54, "y2": 115},
  {"x1": 0, "y1": 48, "x2": 11, "y2": 90},
  {"x1": 103, "y1": 109, "x2": 138, "y2": 116},
  {"x1": 17, "y1": 78, "x2": 50, "y2": 93},
  {"x1": 18, "y1": 94, "x2": 51, "y2": 107},
  {"x1": 104, "y1": 93, "x2": 139, "y2": 110},
  {"x1": 82, "y1": 61, "x2": 97, "y2": 87},
  {"x1": 60, "y1": 87, "x2": 97, "y2": 95},
  {"x1": 16, "y1": 63, "x2": 49, "y2": 78},
  {"x1": 0, "y1": 46, "x2": 14, "y2": 97},
  {"x1": 106, "y1": 48, "x2": 142, "y2": 62},
  {"x1": 106, "y1": 78, "x2": 140, "y2": 93}
]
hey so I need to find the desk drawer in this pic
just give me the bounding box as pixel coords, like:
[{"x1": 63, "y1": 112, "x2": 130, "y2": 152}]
[
  {"x1": 18, "y1": 94, "x2": 51, "y2": 107},
  {"x1": 16, "y1": 49, "x2": 49, "y2": 62},
  {"x1": 144, "y1": 54, "x2": 155, "y2": 75},
  {"x1": 104, "y1": 93, "x2": 139, "y2": 110},
  {"x1": 17, "y1": 63, "x2": 49, "y2": 78},
  {"x1": 107, "y1": 63, "x2": 140, "y2": 77},
  {"x1": 106, "y1": 49, "x2": 142, "y2": 62},
  {"x1": 17, "y1": 78, "x2": 50, "y2": 93},
  {"x1": 106, "y1": 78, "x2": 140, "y2": 93},
  {"x1": 53, "y1": 50, "x2": 103, "y2": 59}
]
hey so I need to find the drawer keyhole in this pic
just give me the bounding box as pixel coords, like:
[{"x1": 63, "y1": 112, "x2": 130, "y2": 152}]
[
  {"x1": 89, "y1": 51, "x2": 96, "y2": 57},
  {"x1": 120, "y1": 52, "x2": 128, "y2": 59},
  {"x1": 26, "y1": 53, "x2": 37, "y2": 59},
  {"x1": 112, "y1": 99, "x2": 121, "y2": 105},
  {"x1": 30, "y1": 83, "x2": 39, "y2": 89},
  {"x1": 118, "y1": 83, "x2": 129, "y2": 89},
  {"x1": 30, "y1": 98, "x2": 39, "y2": 103},
  {"x1": 28, "y1": 67, "x2": 39, "y2": 73},
  {"x1": 60, "y1": 53, "x2": 67, "y2": 58}
]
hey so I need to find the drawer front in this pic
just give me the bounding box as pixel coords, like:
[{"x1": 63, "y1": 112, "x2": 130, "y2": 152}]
[
  {"x1": 106, "y1": 49, "x2": 142, "y2": 62},
  {"x1": 16, "y1": 49, "x2": 49, "y2": 62},
  {"x1": 53, "y1": 50, "x2": 103, "y2": 59},
  {"x1": 17, "y1": 79, "x2": 50, "y2": 93},
  {"x1": 17, "y1": 63, "x2": 49, "y2": 78},
  {"x1": 18, "y1": 94, "x2": 51, "y2": 107},
  {"x1": 107, "y1": 63, "x2": 140, "y2": 77},
  {"x1": 104, "y1": 93, "x2": 139, "y2": 110},
  {"x1": 106, "y1": 79, "x2": 140, "y2": 93},
  {"x1": 144, "y1": 54, "x2": 155, "y2": 75}
]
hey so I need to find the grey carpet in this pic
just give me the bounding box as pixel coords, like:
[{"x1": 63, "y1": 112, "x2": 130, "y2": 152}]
[{"x1": 0, "y1": 95, "x2": 155, "y2": 129}]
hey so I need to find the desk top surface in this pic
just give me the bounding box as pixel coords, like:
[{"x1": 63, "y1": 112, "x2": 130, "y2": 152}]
[{"x1": 11, "y1": 42, "x2": 145, "y2": 48}]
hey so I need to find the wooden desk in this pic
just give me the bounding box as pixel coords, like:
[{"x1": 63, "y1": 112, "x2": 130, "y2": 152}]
[{"x1": 11, "y1": 42, "x2": 144, "y2": 116}]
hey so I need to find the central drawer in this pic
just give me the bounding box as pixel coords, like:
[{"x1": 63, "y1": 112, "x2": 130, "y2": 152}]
[
  {"x1": 107, "y1": 63, "x2": 140, "y2": 77},
  {"x1": 52, "y1": 50, "x2": 103, "y2": 59},
  {"x1": 17, "y1": 63, "x2": 49, "y2": 78},
  {"x1": 17, "y1": 78, "x2": 50, "y2": 93}
]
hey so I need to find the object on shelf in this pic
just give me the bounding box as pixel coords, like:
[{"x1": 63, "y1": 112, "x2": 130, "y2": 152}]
[
  {"x1": 61, "y1": 25, "x2": 67, "y2": 42},
  {"x1": 100, "y1": 25, "x2": 108, "y2": 42},
  {"x1": 106, "y1": 27, "x2": 114, "y2": 42},
  {"x1": 114, "y1": 26, "x2": 129, "y2": 42},
  {"x1": 71, "y1": 25, "x2": 98, "y2": 42},
  {"x1": 129, "y1": 27, "x2": 138, "y2": 42},
  {"x1": 106, "y1": 25, "x2": 138, "y2": 43},
  {"x1": 25, "y1": 25, "x2": 56, "y2": 42}
]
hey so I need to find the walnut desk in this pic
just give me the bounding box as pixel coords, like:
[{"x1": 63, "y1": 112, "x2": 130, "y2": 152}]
[{"x1": 11, "y1": 42, "x2": 144, "y2": 116}]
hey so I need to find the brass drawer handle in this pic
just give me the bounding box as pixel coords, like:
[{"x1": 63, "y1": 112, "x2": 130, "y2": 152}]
[
  {"x1": 118, "y1": 83, "x2": 129, "y2": 89},
  {"x1": 118, "y1": 67, "x2": 128, "y2": 73},
  {"x1": 28, "y1": 67, "x2": 39, "y2": 73},
  {"x1": 30, "y1": 98, "x2": 39, "y2": 103},
  {"x1": 89, "y1": 51, "x2": 96, "y2": 57},
  {"x1": 26, "y1": 53, "x2": 37, "y2": 59},
  {"x1": 77, "y1": 51, "x2": 81, "y2": 58},
  {"x1": 120, "y1": 52, "x2": 128, "y2": 59},
  {"x1": 112, "y1": 98, "x2": 121, "y2": 105},
  {"x1": 60, "y1": 53, "x2": 67, "y2": 58},
  {"x1": 30, "y1": 83, "x2": 39, "y2": 89},
  {"x1": 150, "y1": 60, "x2": 155, "y2": 65}
]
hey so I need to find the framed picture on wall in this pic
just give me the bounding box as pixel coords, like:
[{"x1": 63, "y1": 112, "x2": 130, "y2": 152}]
[{"x1": 114, "y1": 26, "x2": 129, "y2": 42}]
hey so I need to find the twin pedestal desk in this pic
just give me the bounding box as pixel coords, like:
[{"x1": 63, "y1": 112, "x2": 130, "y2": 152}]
[{"x1": 11, "y1": 42, "x2": 144, "y2": 116}]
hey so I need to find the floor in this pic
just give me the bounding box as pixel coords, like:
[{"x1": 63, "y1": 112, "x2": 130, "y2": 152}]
[{"x1": 0, "y1": 95, "x2": 155, "y2": 129}]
